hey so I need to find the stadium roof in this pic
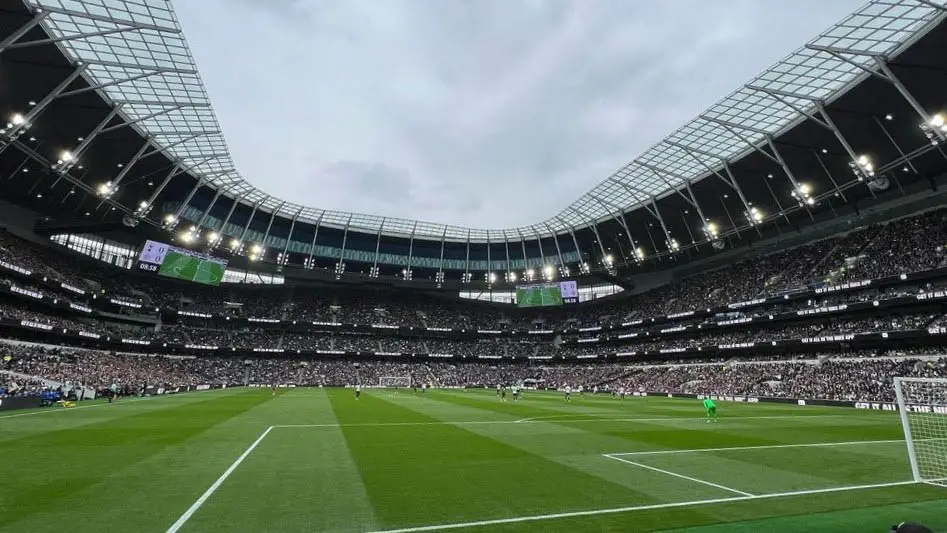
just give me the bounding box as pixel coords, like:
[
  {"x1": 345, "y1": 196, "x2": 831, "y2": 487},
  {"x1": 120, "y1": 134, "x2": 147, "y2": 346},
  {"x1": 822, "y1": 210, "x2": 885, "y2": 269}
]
[{"x1": 20, "y1": 0, "x2": 947, "y2": 241}]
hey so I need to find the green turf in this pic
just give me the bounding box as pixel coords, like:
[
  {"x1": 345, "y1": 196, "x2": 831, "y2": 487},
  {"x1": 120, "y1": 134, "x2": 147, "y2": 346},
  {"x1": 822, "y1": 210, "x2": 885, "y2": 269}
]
[
  {"x1": 2, "y1": 388, "x2": 946, "y2": 532},
  {"x1": 157, "y1": 251, "x2": 224, "y2": 286}
]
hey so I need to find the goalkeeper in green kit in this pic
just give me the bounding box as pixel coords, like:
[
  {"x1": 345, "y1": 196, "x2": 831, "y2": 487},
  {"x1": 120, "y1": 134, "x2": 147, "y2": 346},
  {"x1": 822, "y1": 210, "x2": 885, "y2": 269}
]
[{"x1": 703, "y1": 397, "x2": 718, "y2": 423}]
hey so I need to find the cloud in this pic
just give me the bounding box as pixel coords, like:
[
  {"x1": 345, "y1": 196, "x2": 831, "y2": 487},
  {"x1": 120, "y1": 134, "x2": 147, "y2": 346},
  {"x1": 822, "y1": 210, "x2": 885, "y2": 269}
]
[{"x1": 175, "y1": 0, "x2": 864, "y2": 229}]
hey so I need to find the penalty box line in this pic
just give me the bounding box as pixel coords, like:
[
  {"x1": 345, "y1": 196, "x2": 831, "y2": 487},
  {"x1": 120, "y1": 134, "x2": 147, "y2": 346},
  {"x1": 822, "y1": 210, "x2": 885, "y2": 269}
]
[
  {"x1": 603, "y1": 454, "x2": 754, "y2": 496},
  {"x1": 364, "y1": 480, "x2": 922, "y2": 533},
  {"x1": 605, "y1": 438, "x2": 905, "y2": 457}
]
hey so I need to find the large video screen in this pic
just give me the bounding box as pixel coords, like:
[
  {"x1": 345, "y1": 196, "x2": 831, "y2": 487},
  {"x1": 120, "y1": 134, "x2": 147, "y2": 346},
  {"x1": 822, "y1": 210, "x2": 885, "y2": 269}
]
[
  {"x1": 137, "y1": 240, "x2": 228, "y2": 286},
  {"x1": 515, "y1": 280, "x2": 578, "y2": 308}
]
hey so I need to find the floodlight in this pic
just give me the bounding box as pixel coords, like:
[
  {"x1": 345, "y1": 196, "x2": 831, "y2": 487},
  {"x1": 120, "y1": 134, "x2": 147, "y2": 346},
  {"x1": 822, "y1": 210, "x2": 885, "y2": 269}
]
[
  {"x1": 60, "y1": 150, "x2": 74, "y2": 163},
  {"x1": 10, "y1": 113, "x2": 25, "y2": 126}
]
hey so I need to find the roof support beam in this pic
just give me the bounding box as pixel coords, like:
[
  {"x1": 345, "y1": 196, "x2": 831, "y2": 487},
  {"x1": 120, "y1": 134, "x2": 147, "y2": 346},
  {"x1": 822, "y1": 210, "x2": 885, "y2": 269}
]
[
  {"x1": 406, "y1": 221, "x2": 419, "y2": 275},
  {"x1": 196, "y1": 188, "x2": 226, "y2": 229},
  {"x1": 699, "y1": 116, "x2": 780, "y2": 165},
  {"x1": 0, "y1": 10, "x2": 50, "y2": 54},
  {"x1": 587, "y1": 195, "x2": 640, "y2": 260},
  {"x1": 212, "y1": 196, "x2": 240, "y2": 249},
  {"x1": 805, "y1": 45, "x2": 946, "y2": 142},
  {"x1": 5, "y1": 26, "x2": 152, "y2": 50},
  {"x1": 554, "y1": 217, "x2": 587, "y2": 268},
  {"x1": 109, "y1": 137, "x2": 152, "y2": 188},
  {"x1": 503, "y1": 239, "x2": 512, "y2": 278},
  {"x1": 649, "y1": 197, "x2": 674, "y2": 252},
  {"x1": 533, "y1": 228, "x2": 548, "y2": 269},
  {"x1": 114, "y1": 99, "x2": 209, "y2": 108},
  {"x1": 5, "y1": 64, "x2": 87, "y2": 141},
  {"x1": 237, "y1": 202, "x2": 263, "y2": 244},
  {"x1": 27, "y1": 5, "x2": 182, "y2": 33},
  {"x1": 371, "y1": 219, "x2": 386, "y2": 275},
  {"x1": 279, "y1": 208, "x2": 304, "y2": 266},
  {"x1": 437, "y1": 227, "x2": 448, "y2": 282},
  {"x1": 305, "y1": 213, "x2": 325, "y2": 269},
  {"x1": 486, "y1": 236, "x2": 492, "y2": 280},
  {"x1": 873, "y1": 115, "x2": 918, "y2": 175},
  {"x1": 170, "y1": 169, "x2": 232, "y2": 223},
  {"x1": 668, "y1": 141, "x2": 758, "y2": 234},
  {"x1": 544, "y1": 223, "x2": 566, "y2": 269},
  {"x1": 74, "y1": 59, "x2": 197, "y2": 76},
  {"x1": 812, "y1": 149, "x2": 851, "y2": 205},
  {"x1": 145, "y1": 155, "x2": 220, "y2": 216},
  {"x1": 58, "y1": 69, "x2": 175, "y2": 98},
  {"x1": 701, "y1": 116, "x2": 810, "y2": 217},
  {"x1": 68, "y1": 104, "x2": 124, "y2": 161},
  {"x1": 260, "y1": 201, "x2": 286, "y2": 250},
  {"x1": 568, "y1": 206, "x2": 606, "y2": 263},
  {"x1": 463, "y1": 230, "x2": 471, "y2": 281},
  {"x1": 743, "y1": 85, "x2": 865, "y2": 200},
  {"x1": 636, "y1": 162, "x2": 710, "y2": 231},
  {"x1": 99, "y1": 106, "x2": 186, "y2": 134},
  {"x1": 517, "y1": 229, "x2": 530, "y2": 277}
]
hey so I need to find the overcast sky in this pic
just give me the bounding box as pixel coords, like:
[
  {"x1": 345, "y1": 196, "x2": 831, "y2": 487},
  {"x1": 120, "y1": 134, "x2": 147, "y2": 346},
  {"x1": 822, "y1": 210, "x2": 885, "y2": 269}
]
[{"x1": 174, "y1": 0, "x2": 863, "y2": 229}]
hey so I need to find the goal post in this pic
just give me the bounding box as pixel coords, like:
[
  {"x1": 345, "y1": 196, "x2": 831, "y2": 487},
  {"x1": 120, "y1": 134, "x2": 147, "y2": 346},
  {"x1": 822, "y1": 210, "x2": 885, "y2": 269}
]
[
  {"x1": 894, "y1": 377, "x2": 947, "y2": 487},
  {"x1": 379, "y1": 375, "x2": 412, "y2": 388}
]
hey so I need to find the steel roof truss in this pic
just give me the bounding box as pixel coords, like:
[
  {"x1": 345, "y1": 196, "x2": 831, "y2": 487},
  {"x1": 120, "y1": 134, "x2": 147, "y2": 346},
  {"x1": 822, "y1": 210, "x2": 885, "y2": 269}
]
[
  {"x1": 28, "y1": 4, "x2": 182, "y2": 33},
  {"x1": 0, "y1": 10, "x2": 50, "y2": 54},
  {"x1": 5, "y1": 25, "x2": 153, "y2": 51}
]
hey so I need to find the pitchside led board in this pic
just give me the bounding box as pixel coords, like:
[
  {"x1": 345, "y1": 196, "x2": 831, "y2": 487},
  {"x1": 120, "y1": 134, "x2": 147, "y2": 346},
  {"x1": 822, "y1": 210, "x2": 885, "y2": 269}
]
[
  {"x1": 137, "y1": 240, "x2": 228, "y2": 287},
  {"x1": 515, "y1": 280, "x2": 579, "y2": 308}
]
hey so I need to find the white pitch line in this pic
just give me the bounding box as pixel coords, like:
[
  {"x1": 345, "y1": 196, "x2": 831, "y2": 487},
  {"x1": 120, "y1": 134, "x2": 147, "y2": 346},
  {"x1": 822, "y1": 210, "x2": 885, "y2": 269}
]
[
  {"x1": 604, "y1": 454, "x2": 754, "y2": 496},
  {"x1": 165, "y1": 426, "x2": 274, "y2": 533},
  {"x1": 272, "y1": 413, "x2": 866, "y2": 429},
  {"x1": 364, "y1": 480, "x2": 921, "y2": 533},
  {"x1": 607, "y1": 438, "x2": 905, "y2": 457},
  {"x1": 0, "y1": 395, "x2": 156, "y2": 419},
  {"x1": 0, "y1": 388, "x2": 229, "y2": 419}
]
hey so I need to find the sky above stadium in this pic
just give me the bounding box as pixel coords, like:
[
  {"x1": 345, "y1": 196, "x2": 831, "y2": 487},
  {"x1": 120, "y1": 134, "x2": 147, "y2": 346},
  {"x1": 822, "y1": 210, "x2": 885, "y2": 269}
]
[{"x1": 174, "y1": 0, "x2": 864, "y2": 229}]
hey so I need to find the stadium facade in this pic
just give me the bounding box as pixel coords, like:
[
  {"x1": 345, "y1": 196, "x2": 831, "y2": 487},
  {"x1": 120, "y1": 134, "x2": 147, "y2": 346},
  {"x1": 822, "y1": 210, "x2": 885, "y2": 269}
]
[{"x1": 0, "y1": 0, "x2": 946, "y2": 290}]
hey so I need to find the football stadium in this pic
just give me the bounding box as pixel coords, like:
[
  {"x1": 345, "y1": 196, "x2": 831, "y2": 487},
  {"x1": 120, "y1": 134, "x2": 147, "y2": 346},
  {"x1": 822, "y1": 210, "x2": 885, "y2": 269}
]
[{"x1": 2, "y1": 1, "x2": 947, "y2": 531}]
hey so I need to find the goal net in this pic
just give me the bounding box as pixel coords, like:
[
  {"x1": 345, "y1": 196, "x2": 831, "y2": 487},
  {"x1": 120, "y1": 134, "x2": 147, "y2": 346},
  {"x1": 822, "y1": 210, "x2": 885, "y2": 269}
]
[
  {"x1": 379, "y1": 375, "x2": 411, "y2": 388},
  {"x1": 894, "y1": 377, "x2": 947, "y2": 487}
]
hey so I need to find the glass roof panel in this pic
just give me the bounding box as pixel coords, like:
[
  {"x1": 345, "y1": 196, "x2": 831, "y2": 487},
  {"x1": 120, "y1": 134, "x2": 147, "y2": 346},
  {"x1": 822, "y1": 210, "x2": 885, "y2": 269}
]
[{"x1": 26, "y1": 0, "x2": 946, "y2": 242}]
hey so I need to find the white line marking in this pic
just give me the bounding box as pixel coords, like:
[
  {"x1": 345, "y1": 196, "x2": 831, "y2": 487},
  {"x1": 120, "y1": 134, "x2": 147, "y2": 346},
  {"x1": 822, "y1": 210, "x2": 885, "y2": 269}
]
[
  {"x1": 273, "y1": 413, "x2": 862, "y2": 429},
  {"x1": 0, "y1": 388, "x2": 231, "y2": 420},
  {"x1": 165, "y1": 426, "x2": 273, "y2": 533},
  {"x1": 364, "y1": 480, "x2": 921, "y2": 533},
  {"x1": 607, "y1": 438, "x2": 904, "y2": 456},
  {"x1": 604, "y1": 454, "x2": 754, "y2": 496},
  {"x1": 0, "y1": 395, "x2": 156, "y2": 419}
]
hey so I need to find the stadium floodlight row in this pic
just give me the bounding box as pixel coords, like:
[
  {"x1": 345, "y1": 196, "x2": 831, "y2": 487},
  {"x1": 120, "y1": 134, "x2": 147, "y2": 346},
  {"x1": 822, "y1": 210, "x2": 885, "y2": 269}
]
[{"x1": 1, "y1": 0, "x2": 947, "y2": 282}]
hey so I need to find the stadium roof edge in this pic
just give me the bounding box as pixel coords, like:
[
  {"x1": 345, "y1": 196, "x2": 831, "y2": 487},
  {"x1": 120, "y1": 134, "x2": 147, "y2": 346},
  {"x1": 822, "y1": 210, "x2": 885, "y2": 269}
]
[{"x1": 19, "y1": 0, "x2": 947, "y2": 242}]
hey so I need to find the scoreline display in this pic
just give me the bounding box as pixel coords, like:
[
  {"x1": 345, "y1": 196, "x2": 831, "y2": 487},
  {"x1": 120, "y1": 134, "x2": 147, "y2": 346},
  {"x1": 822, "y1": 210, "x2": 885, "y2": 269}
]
[
  {"x1": 137, "y1": 240, "x2": 228, "y2": 287},
  {"x1": 515, "y1": 280, "x2": 578, "y2": 308}
]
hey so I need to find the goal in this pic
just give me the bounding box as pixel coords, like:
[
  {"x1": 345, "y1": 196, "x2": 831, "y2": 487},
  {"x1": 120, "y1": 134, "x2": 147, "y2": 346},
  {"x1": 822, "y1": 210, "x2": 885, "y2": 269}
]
[
  {"x1": 894, "y1": 377, "x2": 947, "y2": 487},
  {"x1": 379, "y1": 375, "x2": 412, "y2": 388}
]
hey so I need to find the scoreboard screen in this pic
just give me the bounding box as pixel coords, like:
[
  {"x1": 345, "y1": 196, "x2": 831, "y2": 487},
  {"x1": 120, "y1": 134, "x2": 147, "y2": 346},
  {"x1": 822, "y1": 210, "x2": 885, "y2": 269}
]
[
  {"x1": 137, "y1": 240, "x2": 228, "y2": 286},
  {"x1": 515, "y1": 280, "x2": 578, "y2": 307}
]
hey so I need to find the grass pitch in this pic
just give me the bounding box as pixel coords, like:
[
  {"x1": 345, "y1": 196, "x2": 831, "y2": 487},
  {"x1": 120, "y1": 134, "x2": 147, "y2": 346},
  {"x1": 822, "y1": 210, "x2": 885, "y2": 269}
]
[{"x1": 2, "y1": 388, "x2": 946, "y2": 532}]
